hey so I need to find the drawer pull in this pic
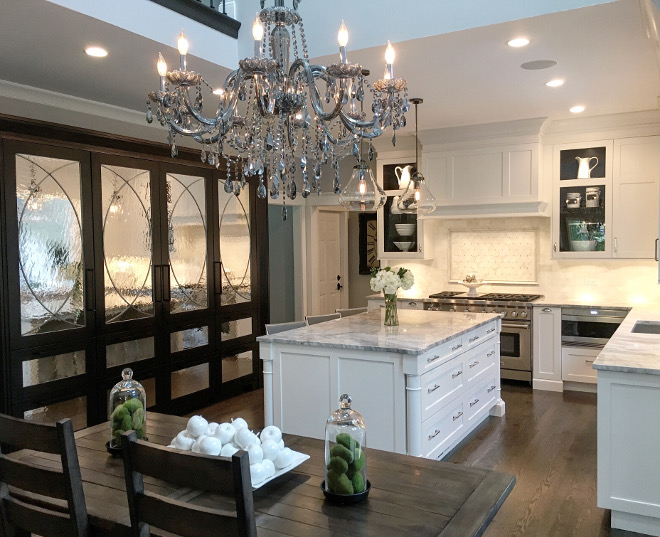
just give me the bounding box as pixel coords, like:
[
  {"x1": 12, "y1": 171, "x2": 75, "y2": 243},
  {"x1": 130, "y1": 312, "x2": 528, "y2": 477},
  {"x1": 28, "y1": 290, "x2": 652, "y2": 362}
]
[
  {"x1": 380, "y1": 305, "x2": 385, "y2": 308},
  {"x1": 452, "y1": 370, "x2": 462, "y2": 379},
  {"x1": 427, "y1": 354, "x2": 441, "y2": 364},
  {"x1": 487, "y1": 385, "x2": 497, "y2": 393},
  {"x1": 428, "y1": 429, "x2": 442, "y2": 440},
  {"x1": 542, "y1": 307, "x2": 552, "y2": 313},
  {"x1": 585, "y1": 359, "x2": 594, "y2": 364},
  {"x1": 470, "y1": 398, "x2": 480, "y2": 407},
  {"x1": 487, "y1": 328, "x2": 496, "y2": 334},
  {"x1": 408, "y1": 301, "x2": 417, "y2": 306},
  {"x1": 451, "y1": 344, "x2": 463, "y2": 351},
  {"x1": 469, "y1": 335, "x2": 480, "y2": 343},
  {"x1": 469, "y1": 360, "x2": 479, "y2": 368},
  {"x1": 453, "y1": 411, "x2": 463, "y2": 421},
  {"x1": 486, "y1": 351, "x2": 495, "y2": 357},
  {"x1": 428, "y1": 384, "x2": 441, "y2": 394}
]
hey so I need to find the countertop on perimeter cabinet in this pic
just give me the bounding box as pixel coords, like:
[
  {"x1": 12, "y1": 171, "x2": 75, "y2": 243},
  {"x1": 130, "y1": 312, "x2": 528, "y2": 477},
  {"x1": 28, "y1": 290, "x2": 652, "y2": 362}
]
[
  {"x1": 257, "y1": 309, "x2": 499, "y2": 355},
  {"x1": 593, "y1": 306, "x2": 660, "y2": 375}
]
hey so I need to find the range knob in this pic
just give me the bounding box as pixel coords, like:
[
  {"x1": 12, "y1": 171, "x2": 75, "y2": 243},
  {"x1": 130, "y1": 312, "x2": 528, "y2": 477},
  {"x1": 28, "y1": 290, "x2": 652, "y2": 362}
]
[
  {"x1": 511, "y1": 311, "x2": 518, "y2": 318},
  {"x1": 520, "y1": 311, "x2": 528, "y2": 318},
  {"x1": 449, "y1": 307, "x2": 456, "y2": 312},
  {"x1": 464, "y1": 308, "x2": 470, "y2": 312}
]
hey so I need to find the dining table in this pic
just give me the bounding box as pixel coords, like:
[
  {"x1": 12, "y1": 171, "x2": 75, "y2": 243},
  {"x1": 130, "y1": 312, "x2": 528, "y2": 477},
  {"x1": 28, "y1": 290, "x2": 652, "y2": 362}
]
[{"x1": 14, "y1": 412, "x2": 515, "y2": 537}]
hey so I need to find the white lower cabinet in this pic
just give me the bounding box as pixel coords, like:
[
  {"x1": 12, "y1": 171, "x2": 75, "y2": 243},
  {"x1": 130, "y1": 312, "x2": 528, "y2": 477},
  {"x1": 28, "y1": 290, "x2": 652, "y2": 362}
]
[
  {"x1": 561, "y1": 346, "x2": 598, "y2": 384},
  {"x1": 532, "y1": 306, "x2": 563, "y2": 391},
  {"x1": 598, "y1": 370, "x2": 660, "y2": 536}
]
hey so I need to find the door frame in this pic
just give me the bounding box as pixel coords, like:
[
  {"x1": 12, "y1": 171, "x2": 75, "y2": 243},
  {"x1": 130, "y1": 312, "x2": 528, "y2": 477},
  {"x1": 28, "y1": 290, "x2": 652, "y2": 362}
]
[{"x1": 305, "y1": 206, "x2": 349, "y2": 316}]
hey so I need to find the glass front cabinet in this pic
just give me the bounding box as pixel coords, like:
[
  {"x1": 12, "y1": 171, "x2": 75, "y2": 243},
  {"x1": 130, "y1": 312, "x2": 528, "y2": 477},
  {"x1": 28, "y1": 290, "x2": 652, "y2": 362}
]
[
  {"x1": 552, "y1": 141, "x2": 613, "y2": 258},
  {"x1": 376, "y1": 153, "x2": 432, "y2": 260}
]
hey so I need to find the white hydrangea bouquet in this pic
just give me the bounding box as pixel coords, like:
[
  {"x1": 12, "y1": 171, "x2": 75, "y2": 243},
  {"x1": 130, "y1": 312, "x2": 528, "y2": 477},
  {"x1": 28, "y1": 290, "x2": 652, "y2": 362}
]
[{"x1": 370, "y1": 267, "x2": 414, "y2": 326}]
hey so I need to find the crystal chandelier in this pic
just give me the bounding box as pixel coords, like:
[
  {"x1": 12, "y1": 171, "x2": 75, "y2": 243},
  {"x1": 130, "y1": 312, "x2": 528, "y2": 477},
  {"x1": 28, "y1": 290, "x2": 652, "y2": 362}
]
[
  {"x1": 397, "y1": 98, "x2": 437, "y2": 214},
  {"x1": 147, "y1": 0, "x2": 409, "y2": 216}
]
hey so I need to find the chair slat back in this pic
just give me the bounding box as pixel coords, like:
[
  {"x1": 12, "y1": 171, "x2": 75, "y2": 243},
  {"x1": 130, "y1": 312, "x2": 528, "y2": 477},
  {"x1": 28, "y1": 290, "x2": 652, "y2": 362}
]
[
  {"x1": 0, "y1": 414, "x2": 88, "y2": 537},
  {"x1": 121, "y1": 431, "x2": 256, "y2": 537},
  {"x1": 336, "y1": 307, "x2": 368, "y2": 317},
  {"x1": 265, "y1": 320, "x2": 306, "y2": 335},
  {"x1": 305, "y1": 313, "x2": 340, "y2": 325}
]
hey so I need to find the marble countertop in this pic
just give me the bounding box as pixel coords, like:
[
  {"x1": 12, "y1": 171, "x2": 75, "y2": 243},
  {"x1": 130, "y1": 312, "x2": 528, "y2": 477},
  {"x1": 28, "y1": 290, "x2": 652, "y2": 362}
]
[
  {"x1": 257, "y1": 310, "x2": 499, "y2": 355},
  {"x1": 593, "y1": 306, "x2": 660, "y2": 375}
]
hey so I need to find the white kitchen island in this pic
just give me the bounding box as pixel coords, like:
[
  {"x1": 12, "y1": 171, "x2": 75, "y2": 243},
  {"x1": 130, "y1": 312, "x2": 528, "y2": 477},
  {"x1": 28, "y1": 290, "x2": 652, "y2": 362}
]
[
  {"x1": 594, "y1": 306, "x2": 660, "y2": 537},
  {"x1": 258, "y1": 309, "x2": 503, "y2": 460}
]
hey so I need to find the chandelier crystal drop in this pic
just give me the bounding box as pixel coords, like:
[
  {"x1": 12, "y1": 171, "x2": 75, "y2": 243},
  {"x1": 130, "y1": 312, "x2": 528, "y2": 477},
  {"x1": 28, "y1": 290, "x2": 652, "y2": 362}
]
[
  {"x1": 147, "y1": 0, "x2": 409, "y2": 207},
  {"x1": 397, "y1": 98, "x2": 437, "y2": 215}
]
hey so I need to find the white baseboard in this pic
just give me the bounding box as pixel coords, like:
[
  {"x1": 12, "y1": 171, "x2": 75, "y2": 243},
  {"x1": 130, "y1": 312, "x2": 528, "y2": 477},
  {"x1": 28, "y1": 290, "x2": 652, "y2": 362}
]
[{"x1": 532, "y1": 378, "x2": 564, "y2": 392}]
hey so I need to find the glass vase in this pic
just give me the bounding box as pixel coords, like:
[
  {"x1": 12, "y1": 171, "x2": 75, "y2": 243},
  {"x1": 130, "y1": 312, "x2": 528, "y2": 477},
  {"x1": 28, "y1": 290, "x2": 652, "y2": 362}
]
[{"x1": 383, "y1": 292, "x2": 398, "y2": 326}]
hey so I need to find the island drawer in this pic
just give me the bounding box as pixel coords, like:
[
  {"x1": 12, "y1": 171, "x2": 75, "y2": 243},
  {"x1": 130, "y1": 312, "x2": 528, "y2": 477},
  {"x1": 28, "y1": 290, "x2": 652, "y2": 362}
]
[
  {"x1": 465, "y1": 375, "x2": 499, "y2": 423},
  {"x1": 463, "y1": 340, "x2": 498, "y2": 385},
  {"x1": 420, "y1": 355, "x2": 465, "y2": 421},
  {"x1": 422, "y1": 399, "x2": 465, "y2": 460},
  {"x1": 465, "y1": 320, "x2": 499, "y2": 350},
  {"x1": 419, "y1": 337, "x2": 465, "y2": 373},
  {"x1": 561, "y1": 346, "x2": 598, "y2": 384}
]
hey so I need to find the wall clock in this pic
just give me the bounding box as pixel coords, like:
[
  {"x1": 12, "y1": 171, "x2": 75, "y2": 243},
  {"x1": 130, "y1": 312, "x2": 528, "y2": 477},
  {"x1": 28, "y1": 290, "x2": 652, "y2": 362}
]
[{"x1": 359, "y1": 213, "x2": 380, "y2": 275}]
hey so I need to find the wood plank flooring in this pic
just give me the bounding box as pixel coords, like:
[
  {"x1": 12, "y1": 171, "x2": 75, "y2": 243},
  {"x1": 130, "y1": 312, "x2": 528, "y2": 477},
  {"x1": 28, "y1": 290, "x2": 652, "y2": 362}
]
[{"x1": 191, "y1": 383, "x2": 647, "y2": 537}]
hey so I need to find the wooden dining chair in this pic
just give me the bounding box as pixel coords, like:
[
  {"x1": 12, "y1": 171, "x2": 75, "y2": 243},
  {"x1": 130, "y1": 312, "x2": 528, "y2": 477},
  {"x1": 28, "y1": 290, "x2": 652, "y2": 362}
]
[
  {"x1": 335, "y1": 307, "x2": 368, "y2": 317},
  {"x1": 305, "y1": 312, "x2": 340, "y2": 325},
  {"x1": 121, "y1": 430, "x2": 257, "y2": 537},
  {"x1": 0, "y1": 414, "x2": 88, "y2": 537},
  {"x1": 265, "y1": 320, "x2": 306, "y2": 335}
]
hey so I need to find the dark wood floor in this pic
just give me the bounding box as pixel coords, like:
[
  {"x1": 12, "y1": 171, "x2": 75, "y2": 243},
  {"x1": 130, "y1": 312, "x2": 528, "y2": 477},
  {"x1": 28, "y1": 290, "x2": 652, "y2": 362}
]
[{"x1": 191, "y1": 383, "x2": 646, "y2": 537}]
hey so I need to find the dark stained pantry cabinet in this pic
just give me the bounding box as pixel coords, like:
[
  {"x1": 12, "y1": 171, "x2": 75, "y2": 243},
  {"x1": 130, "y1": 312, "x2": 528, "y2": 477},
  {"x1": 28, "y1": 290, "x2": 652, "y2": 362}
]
[{"x1": 0, "y1": 117, "x2": 269, "y2": 429}]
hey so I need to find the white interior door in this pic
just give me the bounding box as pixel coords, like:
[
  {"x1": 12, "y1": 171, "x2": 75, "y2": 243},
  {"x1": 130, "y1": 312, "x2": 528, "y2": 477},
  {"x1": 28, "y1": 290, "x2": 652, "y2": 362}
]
[{"x1": 317, "y1": 210, "x2": 341, "y2": 313}]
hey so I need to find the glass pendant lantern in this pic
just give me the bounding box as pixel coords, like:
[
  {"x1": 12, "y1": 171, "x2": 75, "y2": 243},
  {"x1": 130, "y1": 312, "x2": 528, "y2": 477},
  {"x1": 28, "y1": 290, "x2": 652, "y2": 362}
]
[
  {"x1": 397, "y1": 98, "x2": 437, "y2": 215},
  {"x1": 339, "y1": 160, "x2": 387, "y2": 211}
]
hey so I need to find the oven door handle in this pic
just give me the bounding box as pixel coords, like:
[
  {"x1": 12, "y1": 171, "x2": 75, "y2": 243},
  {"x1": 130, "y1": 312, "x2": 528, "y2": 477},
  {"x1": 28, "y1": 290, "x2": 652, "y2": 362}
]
[{"x1": 501, "y1": 323, "x2": 530, "y2": 330}]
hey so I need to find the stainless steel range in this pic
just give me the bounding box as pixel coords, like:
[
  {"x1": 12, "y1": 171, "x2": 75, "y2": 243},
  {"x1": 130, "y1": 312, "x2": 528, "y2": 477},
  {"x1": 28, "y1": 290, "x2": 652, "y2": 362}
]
[{"x1": 424, "y1": 292, "x2": 544, "y2": 383}]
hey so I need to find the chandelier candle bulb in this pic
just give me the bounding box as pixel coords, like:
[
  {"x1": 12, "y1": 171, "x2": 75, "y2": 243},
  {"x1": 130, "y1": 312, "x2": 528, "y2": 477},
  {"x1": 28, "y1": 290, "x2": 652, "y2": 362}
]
[
  {"x1": 385, "y1": 41, "x2": 395, "y2": 79},
  {"x1": 157, "y1": 53, "x2": 167, "y2": 91},
  {"x1": 338, "y1": 20, "x2": 348, "y2": 63},
  {"x1": 177, "y1": 31, "x2": 188, "y2": 71},
  {"x1": 252, "y1": 13, "x2": 264, "y2": 58}
]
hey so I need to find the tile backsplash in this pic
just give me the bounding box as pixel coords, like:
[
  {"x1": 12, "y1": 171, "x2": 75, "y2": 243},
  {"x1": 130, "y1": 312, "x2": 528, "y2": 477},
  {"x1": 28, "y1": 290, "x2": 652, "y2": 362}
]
[{"x1": 386, "y1": 217, "x2": 660, "y2": 306}]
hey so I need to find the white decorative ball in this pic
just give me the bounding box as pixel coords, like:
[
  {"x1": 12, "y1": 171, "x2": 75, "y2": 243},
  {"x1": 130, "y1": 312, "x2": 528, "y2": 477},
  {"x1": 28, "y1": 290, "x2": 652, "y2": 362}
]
[
  {"x1": 174, "y1": 431, "x2": 195, "y2": 451},
  {"x1": 191, "y1": 434, "x2": 208, "y2": 453},
  {"x1": 262, "y1": 458, "x2": 276, "y2": 478},
  {"x1": 261, "y1": 439, "x2": 280, "y2": 461},
  {"x1": 186, "y1": 415, "x2": 208, "y2": 438},
  {"x1": 214, "y1": 422, "x2": 236, "y2": 444},
  {"x1": 198, "y1": 436, "x2": 222, "y2": 456},
  {"x1": 220, "y1": 443, "x2": 239, "y2": 457},
  {"x1": 274, "y1": 447, "x2": 294, "y2": 469},
  {"x1": 231, "y1": 417, "x2": 249, "y2": 431}
]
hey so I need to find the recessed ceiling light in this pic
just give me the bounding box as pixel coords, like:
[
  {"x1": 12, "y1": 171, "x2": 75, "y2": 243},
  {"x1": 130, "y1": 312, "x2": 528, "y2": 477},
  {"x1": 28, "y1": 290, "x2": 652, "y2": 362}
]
[
  {"x1": 546, "y1": 79, "x2": 564, "y2": 87},
  {"x1": 85, "y1": 46, "x2": 108, "y2": 58},
  {"x1": 520, "y1": 60, "x2": 557, "y2": 70},
  {"x1": 507, "y1": 37, "x2": 530, "y2": 48},
  {"x1": 570, "y1": 105, "x2": 585, "y2": 114}
]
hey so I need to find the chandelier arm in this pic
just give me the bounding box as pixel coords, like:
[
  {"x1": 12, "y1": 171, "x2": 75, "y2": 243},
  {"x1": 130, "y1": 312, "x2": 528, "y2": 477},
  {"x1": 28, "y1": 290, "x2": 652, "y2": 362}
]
[{"x1": 289, "y1": 59, "x2": 344, "y2": 122}]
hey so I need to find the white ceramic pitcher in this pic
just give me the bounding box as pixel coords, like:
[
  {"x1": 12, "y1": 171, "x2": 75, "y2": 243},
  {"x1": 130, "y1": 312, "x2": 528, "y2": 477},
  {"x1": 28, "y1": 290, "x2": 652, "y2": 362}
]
[
  {"x1": 395, "y1": 165, "x2": 413, "y2": 189},
  {"x1": 576, "y1": 156, "x2": 598, "y2": 179}
]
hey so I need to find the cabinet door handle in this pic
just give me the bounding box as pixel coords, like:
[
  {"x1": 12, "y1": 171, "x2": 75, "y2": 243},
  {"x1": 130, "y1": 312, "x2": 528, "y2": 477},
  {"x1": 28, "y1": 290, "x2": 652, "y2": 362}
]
[
  {"x1": 553, "y1": 242, "x2": 557, "y2": 252},
  {"x1": 585, "y1": 359, "x2": 594, "y2": 364},
  {"x1": 487, "y1": 328, "x2": 495, "y2": 334},
  {"x1": 451, "y1": 344, "x2": 462, "y2": 351},
  {"x1": 428, "y1": 384, "x2": 441, "y2": 394},
  {"x1": 153, "y1": 265, "x2": 162, "y2": 303},
  {"x1": 408, "y1": 301, "x2": 416, "y2": 306},
  {"x1": 486, "y1": 351, "x2": 495, "y2": 357},
  {"x1": 428, "y1": 429, "x2": 442, "y2": 441},
  {"x1": 453, "y1": 411, "x2": 463, "y2": 421},
  {"x1": 85, "y1": 269, "x2": 95, "y2": 312},
  {"x1": 469, "y1": 360, "x2": 479, "y2": 368},
  {"x1": 655, "y1": 238, "x2": 659, "y2": 262},
  {"x1": 452, "y1": 370, "x2": 462, "y2": 379},
  {"x1": 469, "y1": 335, "x2": 480, "y2": 343},
  {"x1": 542, "y1": 307, "x2": 552, "y2": 313},
  {"x1": 380, "y1": 304, "x2": 385, "y2": 308},
  {"x1": 470, "y1": 398, "x2": 480, "y2": 407},
  {"x1": 614, "y1": 237, "x2": 618, "y2": 252},
  {"x1": 487, "y1": 385, "x2": 497, "y2": 393},
  {"x1": 427, "y1": 354, "x2": 441, "y2": 364},
  {"x1": 162, "y1": 265, "x2": 171, "y2": 302}
]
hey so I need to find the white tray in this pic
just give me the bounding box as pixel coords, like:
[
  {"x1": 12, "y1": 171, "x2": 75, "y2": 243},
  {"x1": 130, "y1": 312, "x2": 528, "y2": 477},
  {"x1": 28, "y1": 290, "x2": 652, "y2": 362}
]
[{"x1": 252, "y1": 450, "x2": 310, "y2": 490}]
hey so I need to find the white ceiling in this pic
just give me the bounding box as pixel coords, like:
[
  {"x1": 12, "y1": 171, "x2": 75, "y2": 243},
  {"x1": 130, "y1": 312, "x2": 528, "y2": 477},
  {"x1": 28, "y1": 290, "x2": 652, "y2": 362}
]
[{"x1": 0, "y1": 0, "x2": 658, "y2": 140}]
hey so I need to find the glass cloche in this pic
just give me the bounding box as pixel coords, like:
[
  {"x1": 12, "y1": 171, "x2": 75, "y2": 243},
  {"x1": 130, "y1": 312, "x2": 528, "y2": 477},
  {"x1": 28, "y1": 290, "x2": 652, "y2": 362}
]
[
  {"x1": 109, "y1": 368, "x2": 146, "y2": 450},
  {"x1": 323, "y1": 394, "x2": 369, "y2": 503}
]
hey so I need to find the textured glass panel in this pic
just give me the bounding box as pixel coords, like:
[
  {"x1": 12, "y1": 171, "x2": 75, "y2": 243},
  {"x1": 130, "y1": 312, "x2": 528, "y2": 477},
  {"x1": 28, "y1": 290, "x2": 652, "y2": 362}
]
[
  {"x1": 171, "y1": 326, "x2": 209, "y2": 353},
  {"x1": 102, "y1": 165, "x2": 154, "y2": 323},
  {"x1": 171, "y1": 363, "x2": 209, "y2": 399},
  {"x1": 22, "y1": 350, "x2": 86, "y2": 387},
  {"x1": 222, "y1": 350, "x2": 253, "y2": 383},
  {"x1": 220, "y1": 317, "x2": 252, "y2": 341},
  {"x1": 24, "y1": 396, "x2": 87, "y2": 431},
  {"x1": 16, "y1": 154, "x2": 84, "y2": 336},
  {"x1": 167, "y1": 174, "x2": 207, "y2": 313},
  {"x1": 219, "y1": 181, "x2": 251, "y2": 305},
  {"x1": 106, "y1": 337, "x2": 154, "y2": 369},
  {"x1": 105, "y1": 376, "x2": 156, "y2": 417}
]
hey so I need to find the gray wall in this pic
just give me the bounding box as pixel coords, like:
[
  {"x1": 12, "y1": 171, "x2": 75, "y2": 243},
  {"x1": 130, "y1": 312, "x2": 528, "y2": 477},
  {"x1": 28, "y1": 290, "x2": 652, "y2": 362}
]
[{"x1": 268, "y1": 205, "x2": 297, "y2": 323}]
